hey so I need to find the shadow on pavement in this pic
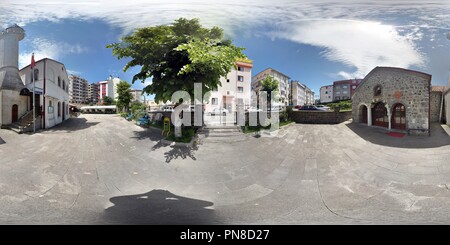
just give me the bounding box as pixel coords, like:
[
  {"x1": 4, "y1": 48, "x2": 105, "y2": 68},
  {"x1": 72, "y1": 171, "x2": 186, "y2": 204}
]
[
  {"x1": 0, "y1": 136, "x2": 5, "y2": 145},
  {"x1": 44, "y1": 117, "x2": 99, "y2": 133},
  {"x1": 103, "y1": 189, "x2": 217, "y2": 224},
  {"x1": 346, "y1": 122, "x2": 450, "y2": 149},
  {"x1": 132, "y1": 129, "x2": 199, "y2": 163}
]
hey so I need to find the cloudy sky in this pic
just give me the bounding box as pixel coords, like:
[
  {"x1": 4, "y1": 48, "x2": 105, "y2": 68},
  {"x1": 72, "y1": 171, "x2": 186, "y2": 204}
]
[{"x1": 1, "y1": 0, "x2": 449, "y2": 99}]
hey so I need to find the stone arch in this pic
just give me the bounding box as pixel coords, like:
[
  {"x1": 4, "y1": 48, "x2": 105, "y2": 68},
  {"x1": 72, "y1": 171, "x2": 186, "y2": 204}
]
[
  {"x1": 372, "y1": 102, "x2": 389, "y2": 128},
  {"x1": 357, "y1": 103, "x2": 369, "y2": 124}
]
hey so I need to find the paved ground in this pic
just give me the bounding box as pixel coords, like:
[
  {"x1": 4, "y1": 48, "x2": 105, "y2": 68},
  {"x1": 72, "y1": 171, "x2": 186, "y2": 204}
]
[{"x1": 1, "y1": 114, "x2": 450, "y2": 224}]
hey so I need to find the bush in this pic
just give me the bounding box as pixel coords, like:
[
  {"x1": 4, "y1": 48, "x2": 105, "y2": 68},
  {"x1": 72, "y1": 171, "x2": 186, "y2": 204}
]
[
  {"x1": 166, "y1": 127, "x2": 196, "y2": 143},
  {"x1": 326, "y1": 100, "x2": 352, "y2": 111}
]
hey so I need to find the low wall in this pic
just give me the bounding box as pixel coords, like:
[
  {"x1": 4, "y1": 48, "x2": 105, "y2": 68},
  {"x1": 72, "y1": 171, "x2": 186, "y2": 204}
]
[{"x1": 289, "y1": 110, "x2": 352, "y2": 124}]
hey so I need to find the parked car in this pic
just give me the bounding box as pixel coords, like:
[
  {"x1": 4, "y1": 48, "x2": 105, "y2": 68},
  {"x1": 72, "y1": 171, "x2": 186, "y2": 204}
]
[
  {"x1": 299, "y1": 105, "x2": 322, "y2": 111},
  {"x1": 316, "y1": 105, "x2": 330, "y2": 111},
  {"x1": 246, "y1": 107, "x2": 263, "y2": 112},
  {"x1": 208, "y1": 108, "x2": 229, "y2": 116},
  {"x1": 294, "y1": 105, "x2": 303, "y2": 110},
  {"x1": 162, "y1": 106, "x2": 174, "y2": 112}
]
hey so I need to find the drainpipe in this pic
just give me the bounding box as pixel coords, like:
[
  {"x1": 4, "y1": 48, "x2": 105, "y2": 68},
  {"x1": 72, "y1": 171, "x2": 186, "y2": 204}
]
[{"x1": 439, "y1": 91, "x2": 444, "y2": 123}]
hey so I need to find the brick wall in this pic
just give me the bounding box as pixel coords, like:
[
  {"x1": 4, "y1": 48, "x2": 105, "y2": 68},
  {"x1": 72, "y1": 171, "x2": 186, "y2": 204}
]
[{"x1": 288, "y1": 110, "x2": 352, "y2": 124}]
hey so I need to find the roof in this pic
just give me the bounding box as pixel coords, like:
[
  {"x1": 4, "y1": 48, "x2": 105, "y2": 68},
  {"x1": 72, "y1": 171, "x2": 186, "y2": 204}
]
[
  {"x1": 431, "y1": 86, "x2": 446, "y2": 92},
  {"x1": 0, "y1": 70, "x2": 25, "y2": 91},
  {"x1": 80, "y1": 105, "x2": 117, "y2": 110},
  {"x1": 19, "y1": 58, "x2": 67, "y2": 71},
  {"x1": 253, "y1": 67, "x2": 291, "y2": 80},
  {"x1": 352, "y1": 66, "x2": 432, "y2": 97}
]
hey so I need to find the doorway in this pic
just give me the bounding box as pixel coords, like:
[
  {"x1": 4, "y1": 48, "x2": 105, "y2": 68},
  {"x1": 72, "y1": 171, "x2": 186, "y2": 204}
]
[
  {"x1": 392, "y1": 103, "x2": 406, "y2": 130},
  {"x1": 372, "y1": 102, "x2": 388, "y2": 128},
  {"x1": 360, "y1": 105, "x2": 368, "y2": 124},
  {"x1": 12, "y1": 104, "x2": 18, "y2": 122}
]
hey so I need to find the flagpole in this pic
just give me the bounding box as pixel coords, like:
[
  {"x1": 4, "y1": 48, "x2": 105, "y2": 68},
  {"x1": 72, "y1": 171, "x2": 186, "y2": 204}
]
[{"x1": 32, "y1": 53, "x2": 36, "y2": 133}]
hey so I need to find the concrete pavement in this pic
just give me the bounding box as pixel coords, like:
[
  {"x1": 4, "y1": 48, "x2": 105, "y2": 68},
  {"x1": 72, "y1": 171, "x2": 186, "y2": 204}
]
[{"x1": 1, "y1": 114, "x2": 450, "y2": 224}]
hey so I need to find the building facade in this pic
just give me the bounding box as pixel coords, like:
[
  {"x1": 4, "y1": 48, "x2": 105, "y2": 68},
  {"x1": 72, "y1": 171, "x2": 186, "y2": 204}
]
[
  {"x1": 88, "y1": 83, "x2": 99, "y2": 104},
  {"x1": 19, "y1": 58, "x2": 70, "y2": 129},
  {"x1": 68, "y1": 74, "x2": 88, "y2": 104},
  {"x1": 252, "y1": 68, "x2": 290, "y2": 106},
  {"x1": 305, "y1": 87, "x2": 315, "y2": 105},
  {"x1": 290, "y1": 80, "x2": 306, "y2": 106},
  {"x1": 352, "y1": 67, "x2": 431, "y2": 135},
  {"x1": 98, "y1": 76, "x2": 120, "y2": 102},
  {"x1": 131, "y1": 89, "x2": 143, "y2": 103},
  {"x1": 206, "y1": 60, "x2": 253, "y2": 113},
  {"x1": 320, "y1": 85, "x2": 334, "y2": 103}
]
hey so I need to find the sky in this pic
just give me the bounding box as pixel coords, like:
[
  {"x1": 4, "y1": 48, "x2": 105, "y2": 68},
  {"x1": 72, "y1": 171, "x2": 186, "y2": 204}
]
[{"x1": 1, "y1": 0, "x2": 450, "y2": 101}]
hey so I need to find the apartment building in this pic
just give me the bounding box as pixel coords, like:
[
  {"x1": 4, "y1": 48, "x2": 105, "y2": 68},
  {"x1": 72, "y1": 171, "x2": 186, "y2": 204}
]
[
  {"x1": 252, "y1": 68, "x2": 290, "y2": 106},
  {"x1": 131, "y1": 89, "x2": 143, "y2": 103},
  {"x1": 333, "y1": 79, "x2": 362, "y2": 101},
  {"x1": 88, "y1": 83, "x2": 99, "y2": 104},
  {"x1": 98, "y1": 76, "x2": 120, "y2": 102},
  {"x1": 68, "y1": 74, "x2": 88, "y2": 104},
  {"x1": 290, "y1": 80, "x2": 306, "y2": 106},
  {"x1": 320, "y1": 85, "x2": 333, "y2": 103},
  {"x1": 206, "y1": 60, "x2": 253, "y2": 113}
]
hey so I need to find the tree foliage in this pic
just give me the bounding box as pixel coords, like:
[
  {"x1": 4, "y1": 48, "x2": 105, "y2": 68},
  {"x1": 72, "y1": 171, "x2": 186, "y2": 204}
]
[
  {"x1": 103, "y1": 96, "x2": 114, "y2": 106},
  {"x1": 260, "y1": 76, "x2": 279, "y2": 110},
  {"x1": 107, "y1": 18, "x2": 246, "y2": 102},
  {"x1": 116, "y1": 81, "x2": 133, "y2": 112}
]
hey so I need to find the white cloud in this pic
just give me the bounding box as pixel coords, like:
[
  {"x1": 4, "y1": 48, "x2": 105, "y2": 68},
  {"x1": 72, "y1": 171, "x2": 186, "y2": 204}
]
[
  {"x1": 18, "y1": 38, "x2": 87, "y2": 69},
  {"x1": 3, "y1": 0, "x2": 449, "y2": 78},
  {"x1": 274, "y1": 19, "x2": 425, "y2": 79}
]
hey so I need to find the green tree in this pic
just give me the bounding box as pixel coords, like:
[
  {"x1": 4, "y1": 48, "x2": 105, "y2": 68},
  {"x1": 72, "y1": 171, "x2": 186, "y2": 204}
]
[
  {"x1": 130, "y1": 101, "x2": 146, "y2": 120},
  {"x1": 107, "y1": 18, "x2": 246, "y2": 102},
  {"x1": 116, "y1": 81, "x2": 133, "y2": 112},
  {"x1": 103, "y1": 96, "x2": 114, "y2": 106},
  {"x1": 260, "y1": 76, "x2": 279, "y2": 112}
]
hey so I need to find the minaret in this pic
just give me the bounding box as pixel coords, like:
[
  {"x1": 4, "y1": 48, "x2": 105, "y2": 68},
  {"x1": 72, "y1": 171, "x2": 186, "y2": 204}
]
[{"x1": 0, "y1": 24, "x2": 25, "y2": 91}]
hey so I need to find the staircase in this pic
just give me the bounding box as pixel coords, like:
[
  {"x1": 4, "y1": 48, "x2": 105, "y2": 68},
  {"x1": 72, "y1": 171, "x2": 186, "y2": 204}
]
[
  {"x1": 8, "y1": 110, "x2": 40, "y2": 134},
  {"x1": 197, "y1": 125, "x2": 246, "y2": 143}
]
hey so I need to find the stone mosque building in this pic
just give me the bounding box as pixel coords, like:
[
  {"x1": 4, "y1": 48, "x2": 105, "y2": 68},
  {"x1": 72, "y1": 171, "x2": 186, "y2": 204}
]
[
  {"x1": 352, "y1": 66, "x2": 448, "y2": 136},
  {"x1": 0, "y1": 24, "x2": 69, "y2": 132}
]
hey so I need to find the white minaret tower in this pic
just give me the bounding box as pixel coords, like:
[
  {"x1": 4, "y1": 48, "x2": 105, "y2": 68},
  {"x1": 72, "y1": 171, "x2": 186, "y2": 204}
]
[
  {"x1": 0, "y1": 24, "x2": 24, "y2": 70},
  {"x1": 0, "y1": 24, "x2": 25, "y2": 90}
]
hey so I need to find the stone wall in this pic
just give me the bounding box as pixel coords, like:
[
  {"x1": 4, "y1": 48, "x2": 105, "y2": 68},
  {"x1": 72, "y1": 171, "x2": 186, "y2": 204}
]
[
  {"x1": 352, "y1": 67, "x2": 431, "y2": 131},
  {"x1": 289, "y1": 110, "x2": 352, "y2": 124},
  {"x1": 430, "y1": 91, "x2": 443, "y2": 122}
]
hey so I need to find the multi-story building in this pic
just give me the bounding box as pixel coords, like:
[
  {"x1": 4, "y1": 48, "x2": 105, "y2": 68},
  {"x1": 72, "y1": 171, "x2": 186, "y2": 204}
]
[
  {"x1": 131, "y1": 89, "x2": 143, "y2": 103},
  {"x1": 88, "y1": 83, "x2": 99, "y2": 104},
  {"x1": 206, "y1": 60, "x2": 253, "y2": 113},
  {"x1": 68, "y1": 74, "x2": 88, "y2": 104},
  {"x1": 305, "y1": 87, "x2": 315, "y2": 105},
  {"x1": 252, "y1": 68, "x2": 290, "y2": 107},
  {"x1": 333, "y1": 79, "x2": 362, "y2": 101},
  {"x1": 19, "y1": 58, "x2": 70, "y2": 129},
  {"x1": 98, "y1": 76, "x2": 120, "y2": 103},
  {"x1": 320, "y1": 85, "x2": 334, "y2": 103},
  {"x1": 290, "y1": 80, "x2": 306, "y2": 106}
]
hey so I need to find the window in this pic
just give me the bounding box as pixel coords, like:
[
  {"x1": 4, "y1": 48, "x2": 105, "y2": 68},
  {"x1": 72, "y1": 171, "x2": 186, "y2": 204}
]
[
  {"x1": 343, "y1": 91, "x2": 348, "y2": 94},
  {"x1": 58, "y1": 102, "x2": 61, "y2": 117},
  {"x1": 352, "y1": 86, "x2": 356, "y2": 89},
  {"x1": 336, "y1": 91, "x2": 341, "y2": 95},
  {"x1": 227, "y1": 79, "x2": 230, "y2": 83},
  {"x1": 212, "y1": 98, "x2": 218, "y2": 105},
  {"x1": 343, "y1": 85, "x2": 347, "y2": 89},
  {"x1": 374, "y1": 85, "x2": 382, "y2": 96},
  {"x1": 325, "y1": 91, "x2": 328, "y2": 94},
  {"x1": 238, "y1": 87, "x2": 244, "y2": 93},
  {"x1": 212, "y1": 87, "x2": 218, "y2": 92},
  {"x1": 58, "y1": 77, "x2": 61, "y2": 87},
  {"x1": 237, "y1": 76, "x2": 244, "y2": 82},
  {"x1": 335, "y1": 96, "x2": 340, "y2": 100},
  {"x1": 237, "y1": 66, "x2": 244, "y2": 71},
  {"x1": 63, "y1": 80, "x2": 66, "y2": 90},
  {"x1": 34, "y1": 69, "x2": 39, "y2": 81}
]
